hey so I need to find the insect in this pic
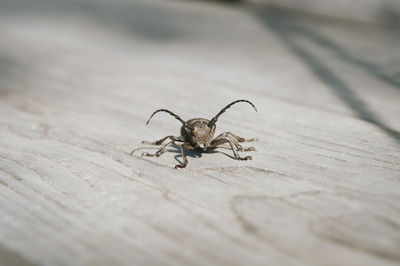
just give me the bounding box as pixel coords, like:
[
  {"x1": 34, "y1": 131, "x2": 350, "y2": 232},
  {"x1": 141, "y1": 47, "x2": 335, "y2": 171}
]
[{"x1": 131, "y1": 99, "x2": 258, "y2": 169}]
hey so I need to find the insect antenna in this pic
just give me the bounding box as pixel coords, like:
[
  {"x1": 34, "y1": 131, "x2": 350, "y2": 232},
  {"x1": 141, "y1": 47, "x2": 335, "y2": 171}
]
[
  {"x1": 209, "y1": 99, "x2": 257, "y2": 126},
  {"x1": 146, "y1": 109, "x2": 193, "y2": 129}
]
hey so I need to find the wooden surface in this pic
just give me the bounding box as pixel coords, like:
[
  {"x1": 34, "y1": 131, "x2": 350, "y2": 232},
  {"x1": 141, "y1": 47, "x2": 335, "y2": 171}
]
[
  {"x1": 0, "y1": 0, "x2": 400, "y2": 265},
  {"x1": 249, "y1": 0, "x2": 400, "y2": 26}
]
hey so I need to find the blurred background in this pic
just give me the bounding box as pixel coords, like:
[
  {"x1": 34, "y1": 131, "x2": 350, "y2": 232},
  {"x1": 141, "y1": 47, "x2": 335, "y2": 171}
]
[{"x1": 1, "y1": 0, "x2": 399, "y2": 135}]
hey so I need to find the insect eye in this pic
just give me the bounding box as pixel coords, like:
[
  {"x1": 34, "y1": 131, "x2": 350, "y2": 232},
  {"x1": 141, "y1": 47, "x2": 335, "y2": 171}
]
[{"x1": 184, "y1": 124, "x2": 194, "y2": 130}]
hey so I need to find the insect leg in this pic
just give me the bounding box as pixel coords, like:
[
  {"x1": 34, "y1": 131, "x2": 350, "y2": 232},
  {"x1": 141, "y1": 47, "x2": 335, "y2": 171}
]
[
  {"x1": 175, "y1": 144, "x2": 188, "y2": 169},
  {"x1": 211, "y1": 133, "x2": 255, "y2": 152},
  {"x1": 225, "y1": 137, "x2": 252, "y2": 161},
  {"x1": 210, "y1": 134, "x2": 229, "y2": 147},
  {"x1": 141, "y1": 141, "x2": 175, "y2": 157},
  {"x1": 225, "y1": 133, "x2": 255, "y2": 151},
  {"x1": 210, "y1": 134, "x2": 252, "y2": 160},
  {"x1": 142, "y1": 136, "x2": 181, "y2": 145},
  {"x1": 225, "y1": 132, "x2": 258, "y2": 143}
]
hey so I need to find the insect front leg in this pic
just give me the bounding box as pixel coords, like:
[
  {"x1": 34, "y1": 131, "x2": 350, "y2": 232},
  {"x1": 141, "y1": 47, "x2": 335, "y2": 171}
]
[
  {"x1": 141, "y1": 141, "x2": 176, "y2": 157},
  {"x1": 142, "y1": 135, "x2": 181, "y2": 145},
  {"x1": 174, "y1": 144, "x2": 188, "y2": 169}
]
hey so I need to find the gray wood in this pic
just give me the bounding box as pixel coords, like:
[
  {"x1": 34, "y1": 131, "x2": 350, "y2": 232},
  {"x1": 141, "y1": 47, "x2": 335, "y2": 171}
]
[
  {"x1": 250, "y1": 0, "x2": 400, "y2": 26},
  {"x1": 0, "y1": 0, "x2": 399, "y2": 266}
]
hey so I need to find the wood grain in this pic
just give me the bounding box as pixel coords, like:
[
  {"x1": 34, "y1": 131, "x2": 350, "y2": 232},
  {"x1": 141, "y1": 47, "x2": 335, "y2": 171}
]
[{"x1": 0, "y1": 0, "x2": 399, "y2": 265}]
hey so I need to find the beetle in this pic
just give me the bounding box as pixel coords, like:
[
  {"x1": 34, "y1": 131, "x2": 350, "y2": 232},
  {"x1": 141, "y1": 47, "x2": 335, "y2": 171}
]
[{"x1": 131, "y1": 99, "x2": 258, "y2": 169}]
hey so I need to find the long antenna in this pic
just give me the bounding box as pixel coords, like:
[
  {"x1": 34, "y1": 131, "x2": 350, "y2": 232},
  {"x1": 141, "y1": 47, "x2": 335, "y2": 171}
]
[
  {"x1": 146, "y1": 109, "x2": 185, "y2": 125},
  {"x1": 146, "y1": 109, "x2": 193, "y2": 130},
  {"x1": 209, "y1": 100, "x2": 257, "y2": 126}
]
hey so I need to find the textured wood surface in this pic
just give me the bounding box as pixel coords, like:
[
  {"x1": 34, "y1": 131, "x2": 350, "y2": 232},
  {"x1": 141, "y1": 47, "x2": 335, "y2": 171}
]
[
  {"x1": 249, "y1": 0, "x2": 400, "y2": 26},
  {"x1": 0, "y1": 0, "x2": 400, "y2": 266}
]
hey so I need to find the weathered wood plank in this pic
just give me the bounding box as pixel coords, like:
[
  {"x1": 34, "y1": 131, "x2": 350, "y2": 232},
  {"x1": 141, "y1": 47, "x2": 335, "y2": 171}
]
[{"x1": 0, "y1": 0, "x2": 399, "y2": 266}]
